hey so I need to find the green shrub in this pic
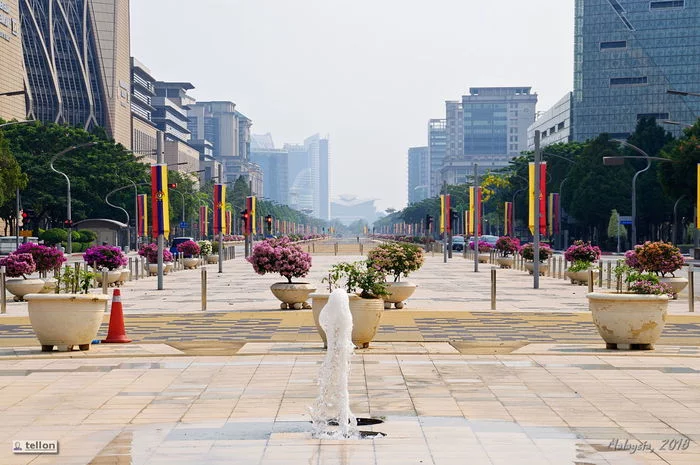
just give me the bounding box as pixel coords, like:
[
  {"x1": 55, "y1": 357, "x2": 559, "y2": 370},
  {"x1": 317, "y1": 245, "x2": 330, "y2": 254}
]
[
  {"x1": 40, "y1": 228, "x2": 67, "y2": 246},
  {"x1": 76, "y1": 229, "x2": 97, "y2": 243}
]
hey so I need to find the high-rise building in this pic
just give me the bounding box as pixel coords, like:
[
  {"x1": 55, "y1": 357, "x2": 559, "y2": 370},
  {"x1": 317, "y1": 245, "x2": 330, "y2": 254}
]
[
  {"x1": 20, "y1": 0, "x2": 131, "y2": 147},
  {"x1": 407, "y1": 146, "x2": 429, "y2": 205},
  {"x1": 304, "y1": 134, "x2": 330, "y2": 220},
  {"x1": 130, "y1": 57, "x2": 158, "y2": 163},
  {"x1": 250, "y1": 134, "x2": 289, "y2": 205},
  {"x1": 428, "y1": 119, "x2": 446, "y2": 197},
  {"x1": 152, "y1": 81, "x2": 198, "y2": 173},
  {"x1": 461, "y1": 87, "x2": 537, "y2": 169},
  {"x1": 527, "y1": 92, "x2": 573, "y2": 150},
  {"x1": 282, "y1": 135, "x2": 330, "y2": 219},
  {"x1": 573, "y1": 0, "x2": 700, "y2": 141},
  {"x1": 0, "y1": 0, "x2": 25, "y2": 121}
]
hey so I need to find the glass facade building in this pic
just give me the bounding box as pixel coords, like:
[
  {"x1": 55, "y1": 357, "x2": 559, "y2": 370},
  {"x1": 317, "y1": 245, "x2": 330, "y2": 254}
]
[
  {"x1": 573, "y1": 0, "x2": 700, "y2": 141},
  {"x1": 428, "y1": 119, "x2": 446, "y2": 197},
  {"x1": 407, "y1": 146, "x2": 429, "y2": 205}
]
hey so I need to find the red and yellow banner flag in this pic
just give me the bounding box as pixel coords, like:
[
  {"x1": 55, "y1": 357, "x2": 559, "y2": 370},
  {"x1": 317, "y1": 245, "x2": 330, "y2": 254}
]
[
  {"x1": 468, "y1": 187, "x2": 482, "y2": 235},
  {"x1": 246, "y1": 196, "x2": 256, "y2": 234},
  {"x1": 528, "y1": 162, "x2": 547, "y2": 235},
  {"x1": 504, "y1": 201, "x2": 513, "y2": 237},
  {"x1": 137, "y1": 194, "x2": 148, "y2": 237},
  {"x1": 199, "y1": 206, "x2": 208, "y2": 237},
  {"x1": 150, "y1": 164, "x2": 169, "y2": 238},
  {"x1": 213, "y1": 184, "x2": 226, "y2": 235}
]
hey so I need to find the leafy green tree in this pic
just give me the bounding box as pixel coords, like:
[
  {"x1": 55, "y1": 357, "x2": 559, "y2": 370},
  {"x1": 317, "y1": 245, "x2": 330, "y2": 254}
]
[
  {"x1": 0, "y1": 130, "x2": 28, "y2": 210},
  {"x1": 658, "y1": 119, "x2": 700, "y2": 220}
]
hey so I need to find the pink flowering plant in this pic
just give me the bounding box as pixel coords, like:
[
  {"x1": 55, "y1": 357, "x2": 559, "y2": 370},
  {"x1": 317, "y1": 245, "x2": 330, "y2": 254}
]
[
  {"x1": 246, "y1": 236, "x2": 312, "y2": 283},
  {"x1": 564, "y1": 240, "x2": 601, "y2": 263},
  {"x1": 469, "y1": 240, "x2": 494, "y2": 253},
  {"x1": 367, "y1": 242, "x2": 425, "y2": 282},
  {"x1": 519, "y1": 243, "x2": 553, "y2": 262},
  {"x1": 176, "y1": 240, "x2": 201, "y2": 257},
  {"x1": 625, "y1": 241, "x2": 685, "y2": 277},
  {"x1": 0, "y1": 253, "x2": 36, "y2": 278},
  {"x1": 83, "y1": 245, "x2": 127, "y2": 271},
  {"x1": 138, "y1": 243, "x2": 173, "y2": 264},
  {"x1": 14, "y1": 243, "x2": 66, "y2": 275},
  {"x1": 613, "y1": 261, "x2": 674, "y2": 297},
  {"x1": 495, "y1": 236, "x2": 520, "y2": 257}
]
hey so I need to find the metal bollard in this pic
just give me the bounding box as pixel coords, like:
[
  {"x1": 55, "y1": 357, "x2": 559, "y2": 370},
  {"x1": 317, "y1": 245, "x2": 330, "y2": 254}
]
[
  {"x1": 547, "y1": 257, "x2": 552, "y2": 277},
  {"x1": 598, "y1": 261, "x2": 603, "y2": 288},
  {"x1": 201, "y1": 266, "x2": 207, "y2": 311},
  {"x1": 689, "y1": 266, "x2": 694, "y2": 313},
  {"x1": 334, "y1": 243, "x2": 338, "y2": 256},
  {"x1": 606, "y1": 261, "x2": 612, "y2": 289},
  {"x1": 0, "y1": 265, "x2": 6, "y2": 314},
  {"x1": 128, "y1": 258, "x2": 133, "y2": 281},
  {"x1": 232, "y1": 246, "x2": 236, "y2": 259},
  {"x1": 587, "y1": 270, "x2": 594, "y2": 294},
  {"x1": 360, "y1": 243, "x2": 364, "y2": 255},
  {"x1": 491, "y1": 268, "x2": 496, "y2": 310},
  {"x1": 102, "y1": 269, "x2": 109, "y2": 296}
]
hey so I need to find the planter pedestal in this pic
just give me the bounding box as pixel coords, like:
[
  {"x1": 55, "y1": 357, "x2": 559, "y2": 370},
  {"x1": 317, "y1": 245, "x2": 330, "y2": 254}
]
[
  {"x1": 182, "y1": 257, "x2": 200, "y2": 269},
  {"x1": 496, "y1": 257, "x2": 514, "y2": 269},
  {"x1": 587, "y1": 292, "x2": 668, "y2": 350},
  {"x1": 566, "y1": 269, "x2": 599, "y2": 285},
  {"x1": 25, "y1": 293, "x2": 108, "y2": 352},
  {"x1": 524, "y1": 262, "x2": 549, "y2": 276},
  {"x1": 311, "y1": 293, "x2": 384, "y2": 348},
  {"x1": 659, "y1": 277, "x2": 688, "y2": 300},
  {"x1": 383, "y1": 282, "x2": 417, "y2": 309},
  {"x1": 270, "y1": 283, "x2": 316, "y2": 309},
  {"x1": 5, "y1": 278, "x2": 45, "y2": 301}
]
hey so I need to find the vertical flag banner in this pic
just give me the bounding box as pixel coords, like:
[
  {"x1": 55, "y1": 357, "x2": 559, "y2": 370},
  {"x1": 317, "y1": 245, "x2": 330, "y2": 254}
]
[
  {"x1": 445, "y1": 194, "x2": 451, "y2": 234},
  {"x1": 137, "y1": 194, "x2": 147, "y2": 237},
  {"x1": 551, "y1": 193, "x2": 560, "y2": 235},
  {"x1": 504, "y1": 202, "x2": 513, "y2": 237},
  {"x1": 225, "y1": 210, "x2": 232, "y2": 235},
  {"x1": 439, "y1": 195, "x2": 446, "y2": 233},
  {"x1": 199, "y1": 206, "x2": 208, "y2": 237},
  {"x1": 465, "y1": 210, "x2": 471, "y2": 236},
  {"x1": 246, "y1": 196, "x2": 256, "y2": 234},
  {"x1": 547, "y1": 194, "x2": 554, "y2": 236},
  {"x1": 150, "y1": 165, "x2": 169, "y2": 238},
  {"x1": 528, "y1": 162, "x2": 547, "y2": 235},
  {"x1": 213, "y1": 184, "x2": 226, "y2": 235},
  {"x1": 468, "y1": 188, "x2": 475, "y2": 235}
]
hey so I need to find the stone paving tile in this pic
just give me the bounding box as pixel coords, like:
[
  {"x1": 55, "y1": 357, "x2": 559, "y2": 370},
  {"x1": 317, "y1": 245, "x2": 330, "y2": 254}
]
[{"x1": 0, "y1": 352, "x2": 697, "y2": 464}]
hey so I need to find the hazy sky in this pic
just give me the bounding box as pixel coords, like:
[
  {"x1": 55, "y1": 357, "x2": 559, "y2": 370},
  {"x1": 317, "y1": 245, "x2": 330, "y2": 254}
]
[{"x1": 131, "y1": 0, "x2": 575, "y2": 212}]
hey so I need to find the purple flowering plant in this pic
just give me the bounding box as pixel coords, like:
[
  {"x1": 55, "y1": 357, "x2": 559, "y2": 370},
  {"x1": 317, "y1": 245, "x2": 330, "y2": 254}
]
[
  {"x1": 564, "y1": 240, "x2": 601, "y2": 263},
  {"x1": 176, "y1": 240, "x2": 201, "y2": 257},
  {"x1": 138, "y1": 243, "x2": 173, "y2": 264},
  {"x1": 469, "y1": 240, "x2": 494, "y2": 253},
  {"x1": 246, "y1": 236, "x2": 312, "y2": 283},
  {"x1": 14, "y1": 243, "x2": 66, "y2": 275},
  {"x1": 519, "y1": 243, "x2": 553, "y2": 262},
  {"x1": 83, "y1": 245, "x2": 127, "y2": 271},
  {"x1": 495, "y1": 236, "x2": 520, "y2": 256},
  {"x1": 0, "y1": 253, "x2": 36, "y2": 278},
  {"x1": 625, "y1": 241, "x2": 685, "y2": 277},
  {"x1": 613, "y1": 261, "x2": 674, "y2": 297}
]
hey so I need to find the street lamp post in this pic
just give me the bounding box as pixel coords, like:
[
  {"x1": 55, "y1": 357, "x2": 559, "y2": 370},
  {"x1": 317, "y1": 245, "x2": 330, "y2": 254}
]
[
  {"x1": 49, "y1": 142, "x2": 98, "y2": 254},
  {"x1": 105, "y1": 188, "x2": 130, "y2": 248},
  {"x1": 603, "y1": 139, "x2": 676, "y2": 246}
]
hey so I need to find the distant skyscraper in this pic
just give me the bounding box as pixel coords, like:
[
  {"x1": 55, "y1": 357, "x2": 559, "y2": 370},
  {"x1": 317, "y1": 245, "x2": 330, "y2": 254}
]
[
  {"x1": 428, "y1": 119, "x2": 446, "y2": 197},
  {"x1": 527, "y1": 92, "x2": 573, "y2": 150},
  {"x1": 250, "y1": 134, "x2": 289, "y2": 206},
  {"x1": 282, "y1": 134, "x2": 330, "y2": 220},
  {"x1": 407, "y1": 146, "x2": 429, "y2": 205},
  {"x1": 573, "y1": 0, "x2": 700, "y2": 141},
  {"x1": 20, "y1": 0, "x2": 131, "y2": 147}
]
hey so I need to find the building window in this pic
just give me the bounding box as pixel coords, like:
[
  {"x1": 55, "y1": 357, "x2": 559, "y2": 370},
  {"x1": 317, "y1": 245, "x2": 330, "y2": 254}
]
[
  {"x1": 558, "y1": 122, "x2": 565, "y2": 130},
  {"x1": 637, "y1": 113, "x2": 669, "y2": 120},
  {"x1": 610, "y1": 77, "x2": 648, "y2": 86},
  {"x1": 650, "y1": 1, "x2": 684, "y2": 9},
  {"x1": 600, "y1": 40, "x2": 627, "y2": 50}
]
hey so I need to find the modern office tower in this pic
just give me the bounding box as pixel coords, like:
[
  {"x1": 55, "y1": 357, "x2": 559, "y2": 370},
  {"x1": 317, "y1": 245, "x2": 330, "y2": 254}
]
[
  {"x1": 407, "y1": 146, "x2": 429, "y2": 205},
  {"x1": 445, "y1": 101, "x2": 463, "y2": 159},
  {"x1": 188, "y1": 101, "x2": 239, "y2": 159},
  {"x1": 130, "y1": 57, "x2": 158, "y2": 162},
  {"x1": 152, "y1": 81, "x2": 198, "y2": 173},
  {"x1": 462, "y1": 87, "x2": 537, "y2": 169},
  {"x1": 285, "y1": 143, "x2": 313, "y2": 213},
  {"x1": 250, "y1": 134, "x2": 289, "y2": 205},
  {"x1": 0, "y1": 1, "x2": 25, "y2": 121},
  {"x1": 304, "y1": 134, "x2": 330, "y2": 220},
  {"x1": 428, "y1": 119, "x2": 446, "y2": 197},
  {"x1": 527, "y1": 92, "x2": 573, "y2": 150},
  {"x1": 20, "y1": 0, "x2": 131, "y2": 147},
  {"x1": 573, "y1": 0, "x2": 700, "y2": 141}
]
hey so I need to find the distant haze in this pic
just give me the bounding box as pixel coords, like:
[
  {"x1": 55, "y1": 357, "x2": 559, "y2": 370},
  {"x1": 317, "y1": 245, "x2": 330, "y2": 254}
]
[{"x1": 131, "y1": 0, "x2": 575, "y2": 212}]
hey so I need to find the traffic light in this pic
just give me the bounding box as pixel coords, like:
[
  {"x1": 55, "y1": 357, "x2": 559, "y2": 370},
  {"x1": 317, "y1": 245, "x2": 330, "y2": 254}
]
[
  {"x1": 22, "y1": 209, "x2": 35, "y2": 228},
  {"x1": 63, "y1": 219, "x2": 73, "y2": 228},
  {"x1": 167, "y1": 183, "x2": 177, "y2": 189},
  {"x1": 425, "y1": 214, "x2": 433, "y2": 228},
  {"x1": 450, "y1": 209, "x2": 459, "y2": 232},
  {"x1": 265, "y1": 215, "x2": 272, "y2": 233},
  {"x1": 240, "y1": 210, "x2": 249, "y2": 230}
]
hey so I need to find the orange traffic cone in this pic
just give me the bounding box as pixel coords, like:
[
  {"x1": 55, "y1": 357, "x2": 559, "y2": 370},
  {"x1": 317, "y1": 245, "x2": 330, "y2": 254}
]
[{"x1": 102, "y1": 289, "x2": 132, "y2": 343}]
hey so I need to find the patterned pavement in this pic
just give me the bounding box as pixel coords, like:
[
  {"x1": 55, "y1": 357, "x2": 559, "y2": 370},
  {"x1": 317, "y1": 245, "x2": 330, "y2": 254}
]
[{"x1": 3, "y1": 311, "x2": 700, "y2": 346}]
